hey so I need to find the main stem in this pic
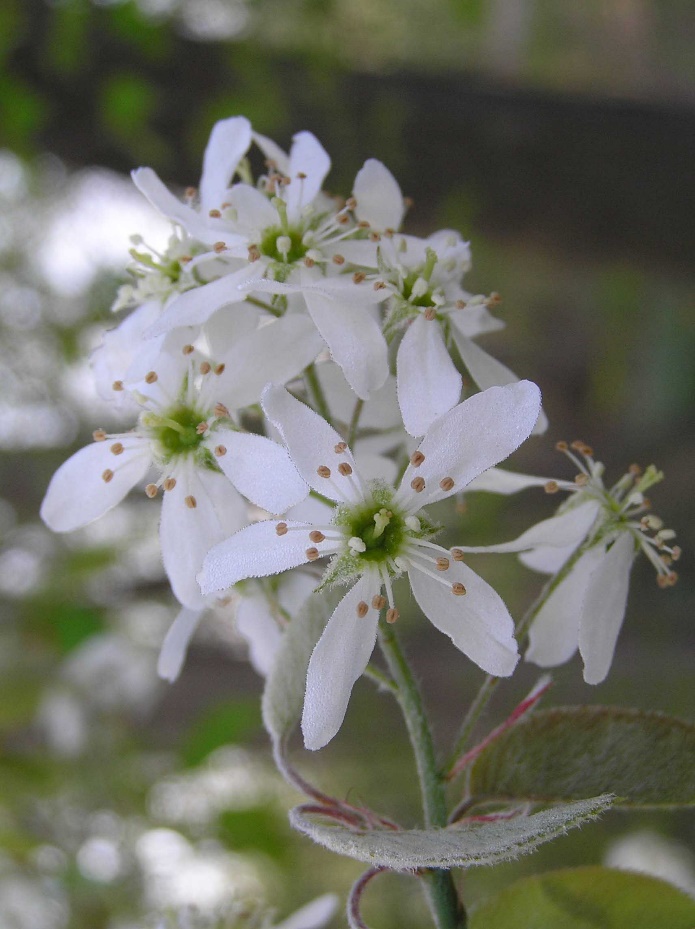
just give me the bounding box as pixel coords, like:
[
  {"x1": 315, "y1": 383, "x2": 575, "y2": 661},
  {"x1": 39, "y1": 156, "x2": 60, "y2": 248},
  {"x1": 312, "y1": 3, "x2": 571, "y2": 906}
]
[{"x1": 378, "y1": 623, "x2": 466, "y2": 929}]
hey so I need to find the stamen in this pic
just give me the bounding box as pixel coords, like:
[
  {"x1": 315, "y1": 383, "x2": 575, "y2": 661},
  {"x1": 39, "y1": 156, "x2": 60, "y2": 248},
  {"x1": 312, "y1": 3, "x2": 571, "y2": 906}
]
[
  {"x1": 214, "y1": 445, "x2": 227, "y2": 457},
  {"x1": 334, "y1": 442, "x2": 347, "y2": 453},
  {"x1": 372, "y1": 595, "x2": 386, "y2": 610},
  {"x1": 436, "y1": 557, "x2": 450, "y2": 571},
  {"x1": 309, "y1": 530, "x2": 325, "y2": 543},
  {"x1": 145, "y1": 483, "x2": 158, "y2": 498},
  {"x1": 317, "y1": 465, "x2": 331, "y2": 478},
  {"x1": 185, "y1": 495, "x2": 197, "y2": 509},
  {"x1": 248, "y1": 245, "x2": 261, "y2": 262},
  {"x1": 451, "y1": 548, "x2": 465, "y2": 562},
  {"x1": 338, "y1": 462, "x2": 353, "y2": 476},
  {"x1": 410, "y1": 451, "x2": 425, "y2": 466},
  {"x1": 163, "y1": 477, "x2": 177, "y2": 491},
  {"x1": 200, "y1": 362, "x2": 211, "y2": 375},
  {"x1": 439, "y1": 477, "x2": 455, "y2": 492},
  {"x1": 112, "y1": 380, "x2": 124, "y2": 392},
  {"x1": 145, "y1": 371, "x2": 158, "y2": 384},
  {"x1": 544, "y1": 481, "x2": 560, "y2": 494},
  {"x1": 213, "y1": 242, "x2": 227, "y2": 253},
  {"x1": 352, "y1": 272, "x2": 366, "y2": 284},
  {"x1": 411, "y1": 477, "x2": 426, "y2": 493},
  {"x1": 214, "y1": 363, "x2": 225, "y2": 375},
  {"x1": 452, "y1": 582, "x2": 467, "y2": 596},
  {"x1": 110, "y1": 442, "x2": 124, "y2": 455},
  {"x1": 102, "y1": 469, "x2": 114, "y2": 483},
  {"x1": 93, "y1": 429, "x2": 107, "y2": 441},
  {"x1": 208, "y1": 209, "x2": 221, "y2": 218},
  {"x1": 276, "y1": 522, "x2": 288, "y2": 536},
  {"x1": 356, "y1": 601, "x2": 369, "y2": 618},
  {"x1": 424, "y1": 307, "x2": 436, "y2": 321},
  {"x1": 213, "y1": 403, "x2": 230, "y2": 417},
  {"x1": 183, "y1": 344, "x2": 195, "y2": 355},
  {"x1": 332, "y1": 254, "x2": 345, "y2": 265},
  {"x1": 386, "y1": 608, "x2": 399, "y2": 624},
  {"x1": 196, "y1": 422, "x2": 209, "y2": 435},
  {"x1": 306, "y1": 547, "x2": 320, "y2": 561}
]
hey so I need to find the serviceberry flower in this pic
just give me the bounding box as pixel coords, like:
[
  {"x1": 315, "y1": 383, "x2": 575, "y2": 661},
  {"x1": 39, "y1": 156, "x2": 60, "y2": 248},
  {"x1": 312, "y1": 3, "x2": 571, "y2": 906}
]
[
  {"x1": 199, "y1": 380, "x2": 541, "y2": 749},
  {"x1": 457, "y1": 442, "x2": 680, "y2": 684}
]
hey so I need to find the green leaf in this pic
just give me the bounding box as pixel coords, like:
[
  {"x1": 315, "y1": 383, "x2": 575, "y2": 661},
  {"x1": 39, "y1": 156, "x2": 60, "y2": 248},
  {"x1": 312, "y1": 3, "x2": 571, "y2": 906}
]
[
  {"x1": 183, "y1": 698, "x2": 261, "y2": 767},
  {"x1": 468, "y1": 706, "x2": 695, "y2": 808},
  {"x1": 290, "y1": 795, "x2": 612, "y2": 870},
  {"x1": 261, "y1": 590, "x2": 338, "y2": 745},
  {"x1": 469, "y1": 866, "x2": 695, "y2": 929}
]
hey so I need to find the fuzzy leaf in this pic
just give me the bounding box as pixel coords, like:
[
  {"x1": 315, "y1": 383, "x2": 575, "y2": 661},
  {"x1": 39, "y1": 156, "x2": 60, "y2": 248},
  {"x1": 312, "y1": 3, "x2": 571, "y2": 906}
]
[
  {"x1": 261, "y1": 590, "x2": 338, "y2": 744},
  {"x1": 290, "y1": 795, "x2": 612, "y2": 870},
  {"x1": 469, "y1": 866, "x2": 695, "y2": 928},
  {"x1": 468, "y1": 706, "x2": 695, "y2": 808}
]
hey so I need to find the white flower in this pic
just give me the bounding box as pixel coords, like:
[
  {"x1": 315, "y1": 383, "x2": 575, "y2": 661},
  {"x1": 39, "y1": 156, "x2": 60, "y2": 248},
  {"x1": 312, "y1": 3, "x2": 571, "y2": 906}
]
[
  {"x1": 199, "y1": 380, "x2": 541, "y2": 749},
  {"x1": 41, "y1": 332, "x2": 309, "y2": 609},
  {"x1": 457, "y1": 444, "x2": 679, "y2": 684}
]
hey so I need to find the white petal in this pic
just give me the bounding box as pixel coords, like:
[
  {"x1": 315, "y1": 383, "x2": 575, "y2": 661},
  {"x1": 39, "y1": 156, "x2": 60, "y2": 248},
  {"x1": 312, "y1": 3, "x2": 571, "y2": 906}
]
[
  {"x1": 210, "y1": 430, "x2": 308, "y2": 514},
  {"x1": 146, "y1": 265, "x2": 262, "y2": 337},
  {"x1": 235, "y1": 593, "x2": 283, "y2": 677},
  {"x1": 525, "y1": 545, "x2": 604, "y2": 668},
  {"x1": 465, "y1": 467, "x2": 554, "y2": 495},
  {"x1": 316, "y1": 364, "x2": 401, "y2": 430},
  {"x1": 408, "y1": 553, "x2": 518, "y2": 677},
  {"x1": 302, "y1": 574, "x2": 380, "y2": 750},
  {"x1": 201, "y1": 301, "x2": 261, "y2": 353},
  {"x1": 161, "y1": 467, "x2": 248, "y2": 609},
  {"x1": 397, "y1": 315, "x2": 461, "y2": 436},
  {"x1": 218, "y1": 315, "x2": 324, "y2": 409},
  {"x1": 304, "y1": 290, "x2": 388, "y2": 400},
  {"x1": 225, "y1": 182, "x2": 277, "y2": 233},
  {"x1": 285, "y1": 131, "x2": 331, "y2": 221},
  {"x1": 353, "y1": 158, "x2": 404, "y2": 231},
  {"x1": 131, "y1": 167, "x2": 214, "y2": 242},
  {"x1": 579, "y1": 533, "x2": 635, "y2": 685},
  {"x1": 398, "y1": 381, "x2": 541, "y2": 509},
  {"x1": 451, "y1": 330, "x2": 548, "y2": 434},
  {"x1": 519, "y1": 543, "x2": 581, "y2": 575},
  {"x1": 199, "y1": 519, "x2": 330, "y2": 594},
  {"x1": 252, "y1": 130, "x2": 289, "y2": 173},
  {"x1": 91, "y1": 301, "x2": 161, "y2": 399},
  {"x1": 276, "y1": 895, "x2": 339, "y2": 929},
  {"x1": 199, "y1": 116, "x2": 252, "y2": 212},
  {"x1": 157, "y1": 607, "x2": 204, "y2": 682},
  {"x1": 354, "y1": 450, "x2": 399, "y2": 484},
  {"x1": 277, "y1": 569, "x2": 317, "y2": 614},
  {"x1": 262, "y1": 385, "x2": 361, "y2": 503},
  {"x1": 40, "y1": 442, "x2": 150, "y2": 532}
]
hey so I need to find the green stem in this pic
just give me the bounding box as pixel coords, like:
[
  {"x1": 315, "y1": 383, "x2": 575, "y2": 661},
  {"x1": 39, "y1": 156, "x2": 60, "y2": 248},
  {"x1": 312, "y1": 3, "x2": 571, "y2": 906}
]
[
  {"x1": 304, "y1": 364, "x2": 332, "y2": 424},
  {"x1": 347, "y1": 397, "x2": 364, "y2": 447},
  {"x1": 378, "y1": 623, "x2": 466, "y2": 929},
  {"x1": 245, "y1": 295, "x2": 282, "y2": 318}
]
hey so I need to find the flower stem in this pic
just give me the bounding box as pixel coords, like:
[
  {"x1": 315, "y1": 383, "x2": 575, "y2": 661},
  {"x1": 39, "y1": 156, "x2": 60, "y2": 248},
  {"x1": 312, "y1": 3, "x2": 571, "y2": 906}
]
[
  {"x1": 378, "y1": 622, "x2": 466, "y2": 929},
  {"x1": 304, "y1": 364, "x2": 332, "y2": 424},
  {"x1": 347, "y1": 397, "x2": 364, "y2": 447}
]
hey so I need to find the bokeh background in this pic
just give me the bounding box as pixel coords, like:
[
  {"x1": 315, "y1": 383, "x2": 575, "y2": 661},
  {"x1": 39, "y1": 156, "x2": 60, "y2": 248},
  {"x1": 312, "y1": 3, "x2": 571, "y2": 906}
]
[{"x1": 0, "y1": 1, "x2": 694, "y2": 926}]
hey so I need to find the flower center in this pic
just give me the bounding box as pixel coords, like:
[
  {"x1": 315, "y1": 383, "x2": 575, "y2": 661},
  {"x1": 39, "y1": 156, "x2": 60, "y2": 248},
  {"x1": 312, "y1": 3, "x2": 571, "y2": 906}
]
[
  {"x1": 259, "y1": 225, "x2": 308, "y2": 264},
  {"x1": 144, "y1": 406, "x2": 206, "y2": 459}
]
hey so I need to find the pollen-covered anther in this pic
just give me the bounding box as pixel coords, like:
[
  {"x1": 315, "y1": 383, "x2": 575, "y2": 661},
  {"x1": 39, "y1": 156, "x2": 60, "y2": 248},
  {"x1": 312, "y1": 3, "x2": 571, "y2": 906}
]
[
  {"x1": 200, "y1": 362, "x2": 212, "y2": 375},
  {"x1": 424, "y1": 307, "x2": 437, "y2": 321},
  {"x1": 338, "y1": 462, "x2": 353, "y2": 476},
  {"x1": 145, "y1": 483, "x2": 158, "y2": 498},
  {"x1": 182, "y1": 344, "x2": 195, "y2": 355},
  {"x1": 102, "y1": 469, "x2": 114, "y2": 483},
  {"x1": 275, "y1": 522, "x2": 288, "y2": 536},
  {"x1": 163, "y1": 477, "x2": 177, "y2": 491},
  {"x1": 110, "y1": 442, "x2": 124, "y2": 455},
  {"x1": 574, "y1": 474, "x2": 589, "y2": 486},
  {"x1": 248, "y1": 245, "x2": 261, "y2": 262},
  {"x1": 185, "y1": 495, "x2": 197, "y2": 509},
  {"x1": 455, "y1": 299, "x2": 467, "y2": 309},
  {"x1": 570, "y1": 440, "x2": 587, "y2": 452},
  {"x1": 640, "y1": 514, "x2": 663, "y2": 531},
  {"x1": 93, "y1": 429, "x2": 107, "y2": 442},
  {"x1": 345, "y1": 197, "x2": 357, "y2": 211},
  {"x1": 452, "y1": 582, "x2": 467, "y2": 596},
  {"x1": 208, "y1": 209, "x2": 221, "y2": 218},
  {"x1": 386, "y1": 608, "x2": 399, "y2": 624},
  {"x1": 451, "y1": 548, "x2": 465, "y2": 562},
  {"x1": 555, "y1": 440, "x2": 569, "y2": 452},
  {"x1": 369, "y1": 232, "x2": 381, "y2": 242},
  {"x1": 436, "y1": 557, "x2": 450, "y2": 571},
  {"x1": 309, "y1": 530, "x2": 325, "y2": 543},
  {"x1": 352, "y1": 272, "x2": 366, "y2": 284},
  {"x1": 306, "y1": 547, "x2": 320, "y2": 561},
  {"x1": 317, "y1": 465, "x2": 331, "y2": 478},
  {"x1": 372, "y1": 595, "x2": 386, "y2": 610},
  {"x1": 671, "y1": 546, "x2": 682, "y2": 561},
  {"x1": 332, "y1": 254, "x2": 345, "y2": 265},
  {"x1": 410, "y1": 451, "x2": 425, "y2": 467},
  {"x1": 439, "y1": 477, "x2": 455, "y2": 492},
  {"x1": 214, "y1": 363, "x2": 225, "y2": 375},
  {"x1": 213, "y1": 403, "x2": 229, "y2": 417},
  {"x1": 356, "y1": 601, "x2": 369, "y2": 618},
  {"x1": 629, "y1": 463, "x2": 643, "y2": 476},
  {"x1": 485, "y1": 292, "x2": 501, "y2": 307},
  {"x1": 544, "y1": 481, "x2": 560, "y2": 494},
  {"x1": 357, "y1": 220, "x2": 371, "y2": 230},
  {"x1": 384, "y1": 227, "x2": 395, "y2": 238},
  {"x1": 112, "y1": 380, "x2": 124, "y2": 392},
  {"x1": 214, "y1": 445, "x2": 227, "y2": 457},
  {"x1": 348, "y1": 536, "x2": 367, "y2": 553},
  {"x1": 195, "y1": 422, "x2": 209, "y2": 435},
  {"x1": 145, "y1": 371, "x2": 158, "y2": 384},
  {"x1": 185, "y1": 186, "x2": 197, "y2": 200},
  {"x1": 334, "y1": 442, "x2": 347, "y2": 453},
  {"x1": 657, "y1": 571, "x2": 678, "y2": 588},
  {"x1": 373, "y1": 280, "x2": 387, "y2": 290},
  {"x1": 411, "y1": 476, "x2": 426, "y2": 493},
  {"x1": 213, "y1": 242, "x2": 227, "y2": 254},
  {"x1": 304, "y1": 257, "x2": 315, "y2": 268}
]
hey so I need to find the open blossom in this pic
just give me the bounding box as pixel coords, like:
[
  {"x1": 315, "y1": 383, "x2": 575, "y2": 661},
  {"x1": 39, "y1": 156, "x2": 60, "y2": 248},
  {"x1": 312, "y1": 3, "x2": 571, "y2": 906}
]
[
  {"x1": 458, "y1": 442, "x2": 680, "y2": 684},
  {"x1": 40, "y1": 330, "x2": 310, "y2": 609},
  {"x1": 199, "y1": 380, "x2": 541, "y2": 749}
]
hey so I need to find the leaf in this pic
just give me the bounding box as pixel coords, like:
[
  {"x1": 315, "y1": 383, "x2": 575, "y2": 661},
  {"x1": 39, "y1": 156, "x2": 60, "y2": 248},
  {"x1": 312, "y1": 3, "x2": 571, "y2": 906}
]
[
  {"x1": 290, "y1": 795, "x2": 612, "y2": 870},
  {"x1": 468, "y1": 706, "x2": 695, "y2": 808},
  {"x1": 469, "y1": 866, "x2": 695, "y2": 929},
  {"x1": 261, "y1": 590, "x2": 338, "y2": 745}
]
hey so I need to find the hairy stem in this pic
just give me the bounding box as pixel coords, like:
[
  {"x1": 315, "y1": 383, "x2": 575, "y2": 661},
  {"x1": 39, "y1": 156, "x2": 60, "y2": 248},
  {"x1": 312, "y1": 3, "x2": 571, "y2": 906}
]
[
  {"x1": 304, "y1": 363, "x2": 332, "y2": 424},
  {"x1": 378, "y1": 623, "x2": 466, "y2": 929},
  {"x1": 347, "y1": 397, "x2": 364, "y2": 447}
]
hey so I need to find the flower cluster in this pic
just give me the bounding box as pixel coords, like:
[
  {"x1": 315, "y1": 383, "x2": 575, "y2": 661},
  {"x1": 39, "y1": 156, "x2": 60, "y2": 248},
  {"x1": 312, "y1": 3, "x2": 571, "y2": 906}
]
[{"x1": 40, "y1": 115, "x2": 676, "y2": 751}]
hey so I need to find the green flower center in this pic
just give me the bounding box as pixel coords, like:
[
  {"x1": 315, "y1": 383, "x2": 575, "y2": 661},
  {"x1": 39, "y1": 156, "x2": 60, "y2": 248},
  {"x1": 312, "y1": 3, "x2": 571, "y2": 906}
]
[
  {"x1": 147, "y1": 406, "x2": 205, "y2": 458},
  {"x1": 348, "y1": 505, "x2": 407, "y2": 564},
  {"x1": 259, "y1": 225, "x2": 308, "y2": 264}
]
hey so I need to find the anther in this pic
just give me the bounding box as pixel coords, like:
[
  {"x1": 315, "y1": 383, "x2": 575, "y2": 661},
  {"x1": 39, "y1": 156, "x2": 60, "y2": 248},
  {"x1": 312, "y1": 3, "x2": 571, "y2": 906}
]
[
  {"x1": 185, "y1": 187, "x2": 197, "y2": 200},
  {"x1": 338, "y1": 462, "x2": 353, "y2": 476},
  {"x1": 309, "y1": 530, "x2": 325, "y2": 543},
  {"x1": 110, "y1": 442, "x2": 124, "y2": 455},
  {"x1": 372, "y1": 595, "x2": 386, "y2": 610},
  {"x1": 214, "y1": 445, "x2": 227, "y2": 457},
  {"x1": 452, "y1": 582, "x2": 467, "y2": 596},
  {"x1": 357, "y1": 220, "x2": 370, "y2": 229},
  {"x1": 411, "y1": 476, "x2": 426, "y2": 493},
  {"x1": 275, "y1": 522, "x2": 288, "y2": 536},
  {"x1": 369, "y1": 232, "x2": 382, "y2": 242},
  {"x1": 352, "y1": 272, "x2": 366, "y2": 284},
  {"x1": 145, "y1": 483, "x2": 158, "y2": 498},
  {"x1": 629, "y1": 463, "x2": 642, "y2": 476},
  {"x1": 575, "y1": 474, "x2": 589, "y2": 486},
  {"x1": 485, "y1": 292, "x2": 501, "y2": 307},
  {"x1": 436, "y1": 557, "x2": 450, "y2": 571},
  {"x1": 373, "y1": 280, "x2": 387, "y2": 290},
  {"x1": 306, "y1": 547, "x2": 320, "y2": 561},
  {"x1": 410, "y1": 451, "x2": 425, "y2": 466},
  {"x1": 356, "y1": 601, "x2": 369, "y2": 618},
  {"x1": 345, "y1": 197, "x2": 357, "y2": 210},
  {"x1": 334, "y1": 442, "x2": 347, "y2": 453},
  {"x1": 386, "y1": 608, "x2": 399, "y2": 624},
  {"x1": 214, "y1": 363, "x2": 225, "y2": 375},
  {"x1": 297, "y1": 171, "x2": 307, "y2": 180},
  {"x1": 304, "y1": 257, "x2": 315, "y2": 268},
  {"x1": 384, "y1": 228, "x2": 395, "y2": 238},
  {"x1": 451, "y1": 548, "x2": 465, "y2": 562},
  {"x1": 213, "y1": 242, "x2": 227, "y2": 254},
  {"x1": 671, "y1": 546, "x2": 682, "y2": 561},
  {"x1": 112, "y1": 380, "x2": 124, "y2": 392},
  {"x1": 182, "y1": 344, "x2": 195, "y2": 355},
  {"x1": 544, "y1": 481, "x2": 559, "y2": 494},
  {"x1": 439, "y1": 477, "x2": 455, "y2": 492},
  {"x1": 196, "y1": 422, "x2": 209, "y2": 435},
  {"x1": 213, "y1": 403, "x2": 230, "y2": 417},
  {"x1": 570, "y1": 440, "x2": 586, "y2": 452},
  {"x1": 200, "y1": 361, "x2": 211, "y2": 375},
  {"x1": 185, "y1": 495, "x2": 197, "y2": 509},
  {"x1": 145, "y1": 371, "x2": 158, "y2": 384},
  {"x1": 93, "y1": 429, "x2": 107, "y2": 442},
  {"x1": 317, "y1": 465, "x2": 331, "y2": 478},
  {"x1": 248, "y1": 245, "x2": 261, "y2": 262},
  {"x1": 163, "y1": 477, "x2": 177, "y2": 491},
  {"x1": 555, "y1": 441, "x2": 568, "y2": 452},
  {"x1": 332, "y1": 254, "x2": 345, "y2": 265},
  {"x1": 424, "y1": 307, "x2": 436, "y2": 321},
  {"x1": 455, "y1": 299, "x2": 467, "y2": 309},
  {"x1": 208, "y1": 209, "x2": 221, "y2": 218},
  {"x1": 102, "y1": 469, "x2": 114, "y2": 483}
]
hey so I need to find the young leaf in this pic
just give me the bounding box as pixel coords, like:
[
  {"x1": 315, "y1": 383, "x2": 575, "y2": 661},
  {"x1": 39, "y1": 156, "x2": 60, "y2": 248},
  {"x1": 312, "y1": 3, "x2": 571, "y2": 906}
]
[
  {"x1": 290, "y1": 795, "x2": 612, "y2": 870},
  {"x1": 468, "y1": 706, "x2": 695, "y2": 808},
  {"x1": 469, "y1": 866, "x2": 695, "y2": 928}
]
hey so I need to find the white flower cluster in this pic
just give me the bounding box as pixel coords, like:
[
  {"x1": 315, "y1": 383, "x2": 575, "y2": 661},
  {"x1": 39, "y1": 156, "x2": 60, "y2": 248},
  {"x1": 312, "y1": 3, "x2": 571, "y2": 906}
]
[{"x1": 40, "y1": 116, "x2": 675, "y2": 750}]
